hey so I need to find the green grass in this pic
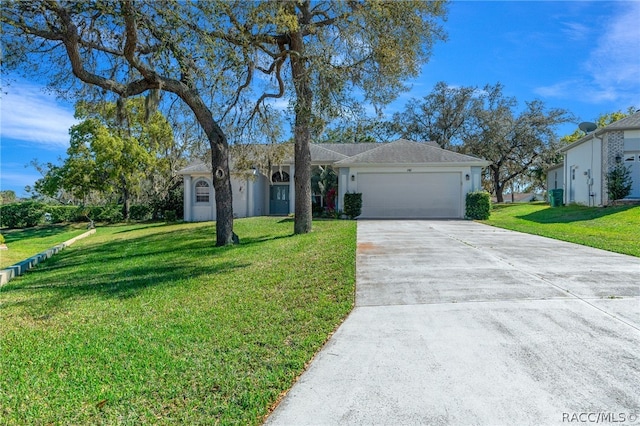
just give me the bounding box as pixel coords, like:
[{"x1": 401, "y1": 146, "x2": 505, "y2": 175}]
[
  {"x1": 482, "y1": 202, "x2": 640, "y2": 257},
  {"x1": 0, "y1": 224, "x2": 91, "y2": 269},
  {"x1": 0, "y1": 218, "x2": 357, "y2": 425}
]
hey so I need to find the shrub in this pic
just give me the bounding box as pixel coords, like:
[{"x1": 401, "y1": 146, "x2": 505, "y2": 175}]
[
  {"x1": 96, "y1": 205, "x2": 124, "y2": 224},
  {"x1": 47, "y1": 206, "x2": 79, "y2": 223},
  {"x1": 164, "y1": 210, "x2": 177, "y2": 222},
  {"x1": 0, "y1": 233, "x2": 5, "y2": 244},
  {"x1": 151, "y1": 187, "x2": 184, "y2": 220},
  {"x1": 0, "y1": 201, "x2": 46, "y2": 228},
  {"x1": 129, "y1": 204, "x2": 152, "y2": 221},
  {"x1": 343, "y1": 193, "x2": 362, "y2": 219},
  {"x1": 466, "y1": 191, "x2": 491, "y2": 220},
  {"x1": 607, "y1": 164, "x2": 632, "y2": 201}
]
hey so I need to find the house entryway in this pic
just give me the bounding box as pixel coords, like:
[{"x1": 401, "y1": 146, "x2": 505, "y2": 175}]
[{"x1": 269, "y1": 185, "x2": 289, "y2": 215}]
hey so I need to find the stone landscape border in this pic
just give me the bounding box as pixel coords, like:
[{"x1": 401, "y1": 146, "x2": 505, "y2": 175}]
[{"x1": 0, "y1": 229, "x2": 96, "y2": 286}]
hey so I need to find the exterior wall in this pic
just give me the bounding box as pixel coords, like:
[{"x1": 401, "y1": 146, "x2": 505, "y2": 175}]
[
  {"x1": 340, "y1": 165, "x2": 477, "y2": 218},
  {"x1": 564, "y1": 136, "x2": 602, "y2": 206},
  {"x1": 546, "y1": 164, "x2": 564, "y2": 193},
  {"x1": 191, "y1": 176, "x2": 215, "y2": 221},
  {"x1": 623, "y1": 130, "x2": 640, "y2": 198},
  {"x1": 470, "y1": 167, "x2": 483, "y2": 192}
]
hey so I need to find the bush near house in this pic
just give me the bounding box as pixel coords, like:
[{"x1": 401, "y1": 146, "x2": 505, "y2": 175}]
[
  {"x1": 465, "y1": 191, "x2": 491, "y2": 220},
  {"x1": 343, "y1": 193, "x2": 362, "y2": 219},
  {"x1": 606, "y1": 164, "x2": 633, "y2": 201}
]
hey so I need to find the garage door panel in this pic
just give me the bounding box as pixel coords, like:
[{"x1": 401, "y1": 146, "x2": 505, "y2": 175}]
[{"x1": 358, "y1": 172, "x2": 461, "y2": 218}]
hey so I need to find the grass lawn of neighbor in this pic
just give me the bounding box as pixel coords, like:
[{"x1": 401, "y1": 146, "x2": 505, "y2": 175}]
[
  {"x1": 0, "y1": 224, "x2": 91, "y2": 269},
  {"x1": 482, "y1": 202, "x2": 640, "y2": 257},
  {"x1": 0, "y1": 218, "x2": 356, "y2": 425}
]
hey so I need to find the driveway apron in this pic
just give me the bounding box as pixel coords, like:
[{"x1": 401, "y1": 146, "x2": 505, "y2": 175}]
[{"x1": 266, "y1": 220, "x2": 640, "y2": 425}]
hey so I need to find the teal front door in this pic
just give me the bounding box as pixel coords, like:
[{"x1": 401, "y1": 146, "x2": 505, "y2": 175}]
[{"x1": 270, "y1": 185, "x2": 289, "y2": 215}]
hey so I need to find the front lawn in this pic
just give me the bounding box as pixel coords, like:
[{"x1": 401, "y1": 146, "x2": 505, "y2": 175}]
[
  {"x1": 0, "y1": 224, "x2": 90, "y2": 269},
  {"x1": 0, "y1": 218, "x2": 356, "y2": 425},
  {"x1": 482, "y1": 203, "x2": 640, "y2": 257}
]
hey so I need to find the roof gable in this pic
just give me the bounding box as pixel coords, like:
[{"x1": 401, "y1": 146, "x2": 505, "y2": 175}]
[
  {"x1": 334, "y1": 139, "x2": 487, "y2": 165},
  {"x1": 561, "y1": 111, "x2": 640, "y2": 152}
]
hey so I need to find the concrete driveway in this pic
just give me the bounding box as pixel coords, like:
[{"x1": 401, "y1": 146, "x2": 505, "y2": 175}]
[{"x1": 266, "y1": 220, "x2": 640, "y2": 425}]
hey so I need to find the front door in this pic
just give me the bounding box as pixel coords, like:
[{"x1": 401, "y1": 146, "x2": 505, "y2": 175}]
[{"x1": 270, "y1": 185, "x2": 289, "y2": 215}]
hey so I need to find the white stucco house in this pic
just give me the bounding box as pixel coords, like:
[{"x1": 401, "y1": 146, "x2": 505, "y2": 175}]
[
  {"x1": 559, "y1": 111, "x2": 640, "y2": 206},
  {"x1": 178, "y1": 139, "x2": 490, "y2": 221}
]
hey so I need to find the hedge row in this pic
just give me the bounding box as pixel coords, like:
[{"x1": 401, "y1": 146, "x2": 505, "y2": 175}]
[{"x1": 0, "y1": 202, "x2": 169, "y2": 229}]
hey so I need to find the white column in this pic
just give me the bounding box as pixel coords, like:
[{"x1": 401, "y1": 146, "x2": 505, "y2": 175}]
[
  {"x1": 289, "y1": 164, "x2": 295, "y2": 214},
  {"x1": 247, "y1": 174, "x2": 254, "y2": 217},
  {"x1": 183, "y1": 175, "x2": 192, "y2": 222}
]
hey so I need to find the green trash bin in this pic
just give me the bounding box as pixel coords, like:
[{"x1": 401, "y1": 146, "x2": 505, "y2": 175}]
[{"x1": 549, "y1": 189, "x2": 563, "y2": 207}]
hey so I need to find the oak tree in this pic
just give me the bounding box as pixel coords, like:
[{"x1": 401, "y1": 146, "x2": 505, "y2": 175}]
[
  {"x1": 1, "y1": 0, "x2": 245, "y2": 245},
  {"x1": 198, "y1": 1, "x2": 448, "y2": 233},
  {"x1": 463, "y1": 84, "x2": 573, "y2": 202}
]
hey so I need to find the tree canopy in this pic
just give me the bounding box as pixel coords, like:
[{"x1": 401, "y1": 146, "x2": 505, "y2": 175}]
[
  {"x1": 34, "y1": 99, "x2": 177, "y2": 218},
  {"x1": 2, "y1": 0, "x2": 448, "y2": 239}
]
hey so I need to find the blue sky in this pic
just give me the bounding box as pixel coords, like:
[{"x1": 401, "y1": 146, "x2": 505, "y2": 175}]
[{"x1": 1, "y1": 1, "x2": 639, "y2": 197}]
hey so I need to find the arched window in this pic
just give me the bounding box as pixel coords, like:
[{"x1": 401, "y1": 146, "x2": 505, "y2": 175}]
[
  {"x1": 272, "y1": 171, "x2": 290, "y2": 183},
  {"x1": 195, "y1": 180, "x2": 210, "y2": 203}
]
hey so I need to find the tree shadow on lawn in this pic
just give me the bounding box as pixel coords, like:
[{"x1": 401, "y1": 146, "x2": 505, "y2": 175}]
[
  {"x1": 0, "y1": 225, "x2": 297, "y2": 316},
  {"x1": 516, "y1": 205, "x2": 638, "y2": 224},
  {"x1": 0, "y1": 231, "x2": 254, "y2": 312}
]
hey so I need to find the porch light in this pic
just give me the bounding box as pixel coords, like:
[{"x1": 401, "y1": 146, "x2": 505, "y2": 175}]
[
  {"x1": 615, "y1": 154, "x2": 622, "y2": 164},
  {"x1": 351, "y1": 174, "x2": 355, "y2": 181},
  {"x1": 465, "y1": 174, "x2": 470, "y2": 181}
]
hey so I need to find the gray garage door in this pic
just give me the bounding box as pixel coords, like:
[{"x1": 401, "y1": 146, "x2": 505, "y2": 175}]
[{"x1": 357, "y1": 172, "x2": 462, "y2": 218}]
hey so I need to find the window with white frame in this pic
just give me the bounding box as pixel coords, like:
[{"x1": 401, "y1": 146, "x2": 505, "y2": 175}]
[{"x1": 195, "y1": 180, "x2": 210, "y2": 203}]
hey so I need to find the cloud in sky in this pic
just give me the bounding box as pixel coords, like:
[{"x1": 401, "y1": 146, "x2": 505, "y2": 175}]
[
  {"x1": 535, "y1": 2, "x2": 640, "y2": 106},
  {"x1": 560, "y1": 22, "x2": 590, "y2": 42},
  {"x1": 0, "y1": 80, "x2": 77, "y2": 150}
]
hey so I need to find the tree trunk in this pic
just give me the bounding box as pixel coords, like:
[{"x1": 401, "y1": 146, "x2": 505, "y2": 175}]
[
  {"x1": 210, "y1": 134, "x2": 235, "y2": 246},
  {"x1": 492, "y1": 166, "x2": 504, "y2": 203},
  {"x1": 122, "y1": 185, "x2": 130, "y2": 219},
  {"x1": 289, "y1": 30, "x2": 313, "y2": 234},
  {"x1": 181, "y1": 90, "x2": 236, "y2": 246}
]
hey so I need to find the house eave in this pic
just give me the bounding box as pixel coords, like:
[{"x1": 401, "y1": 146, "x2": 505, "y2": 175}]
[{"x1": 334, "y1": 161, "x2": 491, "y2": 168}]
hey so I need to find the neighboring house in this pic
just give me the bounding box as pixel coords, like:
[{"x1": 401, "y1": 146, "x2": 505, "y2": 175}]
[
  {"x1": 178, "y1": 139, "x2": 490, "y2": 221},
  {"x1": 493, "y1": 193, "x2": 544, "y2": 203},
  {"x1": 546, "y1": 163, "x2": 564, "y2": 193},
  {"x1": 559, "y1": 111, "x2": 640, "y2": 206}
]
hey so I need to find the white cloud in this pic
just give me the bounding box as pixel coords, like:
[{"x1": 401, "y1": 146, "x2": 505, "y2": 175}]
[
  {"x1": 584, "y1": 1, "x2": 640, "y2": 100},
  {"x1": 535, "y1": 2, "x2": 640, "y2": 106},
  {"x1": 0, "y1": 81, "x2": 77, "y2": 149},
  {"x1": 561, "y1": 22, "x2": 590, "y2": 42}
]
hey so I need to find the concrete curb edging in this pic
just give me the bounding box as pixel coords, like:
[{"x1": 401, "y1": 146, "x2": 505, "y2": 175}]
[{"x1": 0, "y1": 229, "x2": 96, "y2": 286}]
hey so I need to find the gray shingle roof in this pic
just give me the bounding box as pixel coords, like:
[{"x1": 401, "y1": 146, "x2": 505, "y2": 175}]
[
  {"x1": 178, "y1": 139, "x2": 488, "y2": 174},
  {"x1": 315, "y1": 143, "x2": 381, "y2": 157},
  {"x1": 603, "y1": 111, "x2": 640, "y2": 129},
  {"x1": 334, "y1": 139, "x2": 487, "y2": 165},
  {"x1": 561, "y1": 111, "x2": 640, "y2": 152}
]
